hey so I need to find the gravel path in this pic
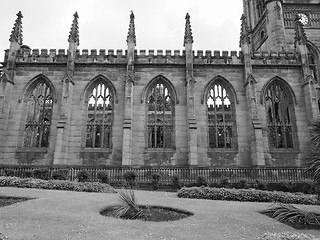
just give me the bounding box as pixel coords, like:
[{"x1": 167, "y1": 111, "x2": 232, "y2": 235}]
[{"x1": 0, "y1": 187, "x2": 319, "y2": 240}]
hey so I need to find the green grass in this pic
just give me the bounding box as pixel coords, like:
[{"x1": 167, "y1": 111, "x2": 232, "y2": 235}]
[{"x1": 0, "y1": 187, "x2": 319, "y2": 239}]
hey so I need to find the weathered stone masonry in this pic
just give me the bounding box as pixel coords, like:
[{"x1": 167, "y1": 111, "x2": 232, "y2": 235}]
[{"x1": 1, "y1": 0, "x2": 320, "y2": 167}]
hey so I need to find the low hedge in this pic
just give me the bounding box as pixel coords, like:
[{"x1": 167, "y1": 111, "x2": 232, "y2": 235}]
[
  {"x1": 177, "y1": 186, "x2": 318, "y2": 205},
  {"x1": 0, "y1": 177, "x2": 116, "y2": 193}
]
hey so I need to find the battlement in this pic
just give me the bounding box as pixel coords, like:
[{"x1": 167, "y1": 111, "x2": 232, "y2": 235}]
[
  {"x1": 250, "y1": 51, "x2": 301, "y2": 65},
  {"x1": 11, "y1": 48, "x2": 243, "y2": 65},
  {"x1": 6, "y1": 48, "x2": 302, "y2": 66}
]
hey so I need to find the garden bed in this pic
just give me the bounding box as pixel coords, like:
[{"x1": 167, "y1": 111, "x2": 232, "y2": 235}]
[
  {"x1": 0, "y1": 195, "x2": 33, "y2": 207},
  {"x1": 100, "y1": 205, "x2": 193, "y2": 222},
  {"x1": 177, "y1": 186, "x2": 319, "y2": 205}
]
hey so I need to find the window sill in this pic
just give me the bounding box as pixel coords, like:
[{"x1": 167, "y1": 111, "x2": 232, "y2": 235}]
[
  {"x1": 145, "y1": 148, "x2": 175, "y2": 152},
  {"x1": 16, "y1": 148, "x2": 48, "y2": 153},
  {"x1": 269, "y1": 148, "x2": 299, "y2": 154},
  {"x1": 208, "y1": 149, "x2": 238, "y2": 153},
  {"x1": 80, "y1": 148, "x2": 112, "y2": 153}
]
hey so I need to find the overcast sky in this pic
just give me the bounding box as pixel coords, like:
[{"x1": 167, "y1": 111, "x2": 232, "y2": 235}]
[{"x1": 0, "y1": 0, "x2": 243, "y2": 61}]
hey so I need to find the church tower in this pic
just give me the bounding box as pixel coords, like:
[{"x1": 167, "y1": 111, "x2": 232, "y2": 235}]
[{"x1": 242, "y1": 0, "x2": 320, "y2": 52}]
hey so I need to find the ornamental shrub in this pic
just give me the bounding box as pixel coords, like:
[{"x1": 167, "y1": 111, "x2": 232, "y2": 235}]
[
  {"x1": 33, "y1": 169, "x2": 49, "y2": 180},
  {"x1": 0, "y1": 176, "x2": 116, "y2": 193},
  {"x1": 4, "y1": 169, "x2": 15, "y2": 177},
  {"x1": 196, "y1": 175, "x2": 208, "y2": 187},
  {"x1": 123, "y1": 171, "x2": 137, "y2": 187},
  {"x1": 237, "y1": 178, "x2": 248, "y2": 189},
  {"x1": 52, "y1": 170, "x2": 68, "y2": 180},
  {"x1": 255, "y1": 179, "x2": 267, "y2": 190},
  {"x1": 24, "y1": 170, "x2": 34, "y2": 178},
  {"x1": 77, "y1": 170, "x2": 90, "y2": 182},
  {"x1": 97, "y1": 171, "x2": 109, "y2": 183},
  {"x1": 177, "y1": 186, "x2": 318, "y2": 205},
  {"x1": 270, "y1": 181, "x2": 295, "y2": 192},
  {"x1": 295, "y1": 180, "x2": 316, "y2": 194},
  {"x1": 219, "y1": 177, "x2": 229, "y2": 188},
  {"x1": 172, "y1": 174, "x2": 181, "y2": 190},
  {"x1": 151, "y1": 172, "x2": 161, "y2": 191}
]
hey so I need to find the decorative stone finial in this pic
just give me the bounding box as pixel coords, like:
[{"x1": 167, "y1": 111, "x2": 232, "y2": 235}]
[
  {"x1": 126, "y1": 11, "x2": 136, "y2": 45},
  {"x1": 294, "y1": 14, "x2": 307, "y2": 47},
  {"x1": 184, "y1": 13, "x2": 194, "y2": 47},
  {"x1": 68, "y1": 12, "x2": 79, "y2": 46},
  {"x1": 239, "y1": 14, "x2": 251, "y2": 47},
  {"x1": 9, "y1": 11, "x2": 23, "y2": 45}
]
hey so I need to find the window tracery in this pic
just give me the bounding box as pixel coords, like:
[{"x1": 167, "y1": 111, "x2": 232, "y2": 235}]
[
  {"x1": 147, "y1": 82, "x2": 173, "y2": 149},
  {"x1": 207, "y1": 82, "x2": 235, "y2": 149},
  {"x1": 265, "y1": 82, "x2": 294, "y2": 148},
  {"x1": 85, "y1": 82, "x2": 113, "y2": 149},
  {"x1": 23, "y1": 81, "x2": 53, "y2": 148}
]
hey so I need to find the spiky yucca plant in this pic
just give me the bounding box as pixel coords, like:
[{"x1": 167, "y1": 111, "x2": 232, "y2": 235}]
[
  {"x1": 262, "y1": 203, "x2": 320, "y2": 226},
  {"x1": 110, "y1": 187, "x2": 144, "y2": 219},
  {"x1": 306, "y1": 119, "x2": 320, "y2": 200}
]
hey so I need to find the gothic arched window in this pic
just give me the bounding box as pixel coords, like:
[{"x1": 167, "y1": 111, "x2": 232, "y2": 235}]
[
  {"x1": 265, "y1": 81, "x2": 294, "y2": 148},
  {"x1": 23, "y1": 81, "x2": 53, "y2": 148},
  {"x1": 86, "y1": 82, "x2": 113, "y2": 149},
  {"x1": 207, "y1": 82, "x2": 236, "y2": 149},
  {"x1": 147, "y1": 82, "x2": 173, "y2": 149}
]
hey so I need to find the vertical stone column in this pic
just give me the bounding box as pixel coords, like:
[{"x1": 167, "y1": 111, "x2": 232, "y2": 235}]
[
  {"x1": 53, "y1": 12, "x2": 78, "y2": 164},
  {"x1": 0, "y1": 81, "x2": 14, "y2": 162},
  {"x1": 0, "y1": 12, "x2": 23, "y2": 162},
  {"x1": 265, "y1": 0, "x2": 287, "y2": 51},
  {"x1": 122, "y1": 12, "x2": 136, "y2": 166},
  {"x1": 184, "y1": 13, "x2": 198, "y2": 166},
  {"x1": 53, "y1": 76, "x2": 74, "y2": 164},
  {"x1": 294, "y1": 16, "x2": 319, "y2": 122},
  {"x1": 240, "y1": 14, "x2": 265, "y2": 166},
  {"x1": 122, "y1": 77, "x2": 133, "y2": 166}
]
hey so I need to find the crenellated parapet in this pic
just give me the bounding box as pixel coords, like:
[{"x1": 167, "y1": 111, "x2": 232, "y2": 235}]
[
  {"x1": 7, "y1": 48, "x2": 303, "y2": 65},
  {"x1": 250, "y1": 51, "x2": 300, "y2": 65},
  {"x1": 135, "y1": 49, "x2": 185, "y2": 64},
  {"x1": 194, "y1": 50, "x2": 241, "y2": 64},
  {"x1": 76, "y1": 49, "x2": 127, "y2": 64}
]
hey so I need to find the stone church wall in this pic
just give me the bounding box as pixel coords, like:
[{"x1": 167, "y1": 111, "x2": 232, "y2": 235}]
[{"x1": 2, "y1": 1, "x2": 320, "y2": 168}]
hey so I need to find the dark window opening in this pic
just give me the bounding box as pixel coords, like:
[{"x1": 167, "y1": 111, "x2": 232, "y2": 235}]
[
  {"x1": 23, "y1": 81, "x2": 53, "y2": 148},
  {"x1": 265, "y1": 82, "x2": 294, "y2": 149},
  {"x1": 207, "y1": 83, "x2": 235, "y2": 149},
  {"x1": 86, "y1": 82, "x2": 113, "y2": 149},
  {"x1": 147, "y1": 83, "x2": 173, "y2": 149}
]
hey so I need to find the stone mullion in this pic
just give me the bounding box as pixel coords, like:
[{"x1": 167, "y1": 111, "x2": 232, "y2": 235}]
[
  {"x1": 101, "y1": 94, "x2": 107, "y2": 148},
  {"x1": 38, "y1": 90, "x2": 47, "y2": 148}
]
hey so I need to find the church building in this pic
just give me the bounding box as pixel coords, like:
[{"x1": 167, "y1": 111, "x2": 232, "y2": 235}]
[{"x1": 0, "y1": 0, "x2": 320, "y2": 167}]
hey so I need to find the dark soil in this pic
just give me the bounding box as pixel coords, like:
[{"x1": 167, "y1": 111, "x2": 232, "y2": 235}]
[
  {"x1": 260, "y1": 212, "x2": 320, "y2": 230},
  {"x1": 0, "y1": 195, "x2": 32, "y2": 207},
  {"x1": 100, "y1": 205, "x2": 193, "y2": 222}
]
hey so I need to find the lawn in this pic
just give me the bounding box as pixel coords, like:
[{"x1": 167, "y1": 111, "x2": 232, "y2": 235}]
[{"x1": 0, "y1": 187, "x2": 319, "y2": 240}]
